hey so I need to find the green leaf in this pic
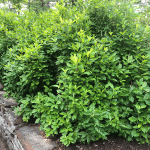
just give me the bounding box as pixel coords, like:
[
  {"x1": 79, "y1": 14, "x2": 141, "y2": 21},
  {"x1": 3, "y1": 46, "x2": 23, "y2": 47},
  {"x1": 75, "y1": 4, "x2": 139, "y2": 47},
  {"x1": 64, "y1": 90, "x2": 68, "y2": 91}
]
[
  {"x1": 141, "y1": 132, "x2": 148, "y2": 139},
  {"x1": 138, "y1": 117, "x2": 143, "y2": 122},
  {"x1": 84, "y1": 72, "x2": 91, "y2": 75},
  {"x1": 60, "y1": 112, "x2": 67, "y2": 117},
  {"x1": 129, "y1": 96, "x2": 134, "y2": 103},
  {"x1": 118, "y1": 63, "x2": 122, "y2": 69},
  {"x1": 78, "y1": 131, "x2": 87, "y2": 138},
  {"x1": 84, "y1": 117, "x2": 90, "y2": 124},
  {"x1": 56, "y1": 100, "x2": 61, "y2": 104},
  {"x1": 101, "y1": 76, "x2": 106, "y2": 80},
  {"x1": 105, "y1": 82, "x2": 114, "y2": 89},
  {"x1": 145, "y1": 100, "x2": 150, "y2": 106},
  {"x1": 141, "y1": 126, "x2": 149, "y2": 133},
  {"x1": 32, "y1": 109, "x2": 37, "y2": 114},
  {"x1": 145, "y1": 87, "x2": 150, "y2": 92},
  {"x1": 131, "y1": 129, "x2": 140, "y2": 137},
  {"x1": 94, "y1": 118, "x2": 100, "y2": 126},
  {"x1": 127, "y1": 135, "x2": 133, "y2": 141},
  {"x1": 35, "y1": 118, "x2": 40, "y2": 124},
  {"x1": 111, "y1": 99, "x2": 117, "y2": 105},
  {"x1": 60, "y1": 128, "x2": 68, "y2": 133},
  {"x1": 127, "y1": 55, "x2": 134, "y2": 63},
  {"x1": 45, "y1": 128, "x2": 51, "y2": 137},
  {"x1": 140, "y1": 102, "x2": 146, "y2": 109},
  {"x1": 129, "y1": 116, "x2": 137, "y2": 122},
  {"x1": 52, "y1": 85, "x2": 59, "y2": 88},
  {"x1": 144, "y1": 93, "x2": 149, "y2": 100},
  {"x1": 87, "y1": 136, "x2": 90, "y2": 143},
  {"x1": 21, "y1": 100, "x2": 29, "y2": 105}
]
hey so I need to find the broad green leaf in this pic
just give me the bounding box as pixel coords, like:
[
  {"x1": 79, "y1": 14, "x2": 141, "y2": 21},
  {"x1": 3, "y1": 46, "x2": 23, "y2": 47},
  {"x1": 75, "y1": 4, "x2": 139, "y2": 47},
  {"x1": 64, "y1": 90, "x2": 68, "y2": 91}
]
[
  {"x1": 138, "y1": 117, "x2": 143, "y2": 122},
  {"x1": 145, "y1": 87, "x2": 150, "y2": 92},
  {"x1": 111, "y1": 99, "x2": 117, "y2": 105},
  {"x1": 84, "y1": 72, "x2": 91, "y2": 75},
  {"x1": 140, "y1": 102, "x2": 146, "y2": 109},
  {"x1": 129, "y1": 116, "x2": 137, "y2": 122},
  {"x1": 144, "y1": 93, "x2": 149, "y2": 100},
  {"x1": 101, "y1": 76, "x2": 106, "y2": 80},
  {"x1": 127, "y1": 135, "x2": 133, "y2": 141},
  {"x1": 131, "y1": 129, "x2": 140, "y2": 137},
  {"x1": 118, "y1": 63, "x2": 122, "y2": 69},
  {"x1": 87, "y1": 136, "x2": 90, "y2": 143},
  {"x1": 35, "y1": 118, "x2": 40, "y2": 124},
  {"x1": 129, "y1": 96, "x2": 134, "y2": 102},
  {"x1": 145, "y1": 100, "x2": 150, "y2": 106},
  {"x1": 141, "y1": 126, "x2": 149, "y2": 133}
]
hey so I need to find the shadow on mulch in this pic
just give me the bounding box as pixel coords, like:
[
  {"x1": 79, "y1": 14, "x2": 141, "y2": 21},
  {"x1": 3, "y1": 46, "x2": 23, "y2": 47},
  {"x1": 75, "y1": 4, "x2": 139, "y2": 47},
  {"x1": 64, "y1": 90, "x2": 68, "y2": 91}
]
[{"x1": 51, "y1": 132, "x2": 150, "y2": 150}]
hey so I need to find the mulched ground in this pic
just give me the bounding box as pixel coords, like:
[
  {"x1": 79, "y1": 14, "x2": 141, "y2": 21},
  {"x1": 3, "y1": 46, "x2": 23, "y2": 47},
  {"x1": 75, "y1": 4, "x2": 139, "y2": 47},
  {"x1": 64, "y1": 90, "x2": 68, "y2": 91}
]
[{"x1": 51, "y1": 132, "x2": 150, "y2": 150}]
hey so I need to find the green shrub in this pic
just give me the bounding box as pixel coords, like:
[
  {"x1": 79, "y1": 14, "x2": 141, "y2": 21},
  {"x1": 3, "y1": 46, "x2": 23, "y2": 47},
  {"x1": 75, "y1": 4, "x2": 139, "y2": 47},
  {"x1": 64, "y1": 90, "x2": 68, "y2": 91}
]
[
  {"x1": 0, "y1": 9, "x2": 19, "y2": 81},
  {"x1": 56, "y1": 29, "x2": 150, "y2": 145},
  {"x1": 3, "y1": 0, "x2": 150, "y2": 146},
  {"x1": 1, "y1": 10, "x2": 59, "y2": 100}
]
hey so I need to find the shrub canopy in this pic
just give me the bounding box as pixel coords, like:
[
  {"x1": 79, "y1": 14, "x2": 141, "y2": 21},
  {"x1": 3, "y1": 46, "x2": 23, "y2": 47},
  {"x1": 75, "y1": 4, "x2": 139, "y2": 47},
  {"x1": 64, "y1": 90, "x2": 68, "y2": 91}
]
[{"x1": 1, "y1": 0, "x2": 150, "y2": 146}]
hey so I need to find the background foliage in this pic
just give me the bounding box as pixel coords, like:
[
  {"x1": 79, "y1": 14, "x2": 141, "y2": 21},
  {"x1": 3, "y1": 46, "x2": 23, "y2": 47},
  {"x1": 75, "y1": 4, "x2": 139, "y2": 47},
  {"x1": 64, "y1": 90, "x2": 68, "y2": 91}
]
[{"x1": 1, "y1": 0, "x2": 150, "y2": 146}]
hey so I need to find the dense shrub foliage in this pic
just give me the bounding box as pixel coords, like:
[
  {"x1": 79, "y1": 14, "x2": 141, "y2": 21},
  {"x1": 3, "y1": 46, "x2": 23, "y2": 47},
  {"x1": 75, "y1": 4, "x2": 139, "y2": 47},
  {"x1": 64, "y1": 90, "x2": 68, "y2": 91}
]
[
  {"x1": 1, "y1": 0, "x2": 150, "y2": 146},
  {"x1": 0, "y1": 10, "x2": 19, "y2": 81}
]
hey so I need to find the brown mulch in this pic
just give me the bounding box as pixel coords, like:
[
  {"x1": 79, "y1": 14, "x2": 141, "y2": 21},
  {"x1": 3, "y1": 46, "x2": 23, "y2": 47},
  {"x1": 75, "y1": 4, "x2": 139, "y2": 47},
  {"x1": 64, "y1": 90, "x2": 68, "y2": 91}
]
[{"x1": 50, "y1": 132, "x2": 150, "y2": 150}]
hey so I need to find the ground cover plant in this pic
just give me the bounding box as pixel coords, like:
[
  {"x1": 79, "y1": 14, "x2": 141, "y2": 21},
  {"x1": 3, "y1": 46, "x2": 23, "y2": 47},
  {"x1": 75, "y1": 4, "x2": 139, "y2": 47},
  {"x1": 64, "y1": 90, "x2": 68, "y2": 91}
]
[{"x1": 1, "y1": 0, "x2": 150, "y2": 147}]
